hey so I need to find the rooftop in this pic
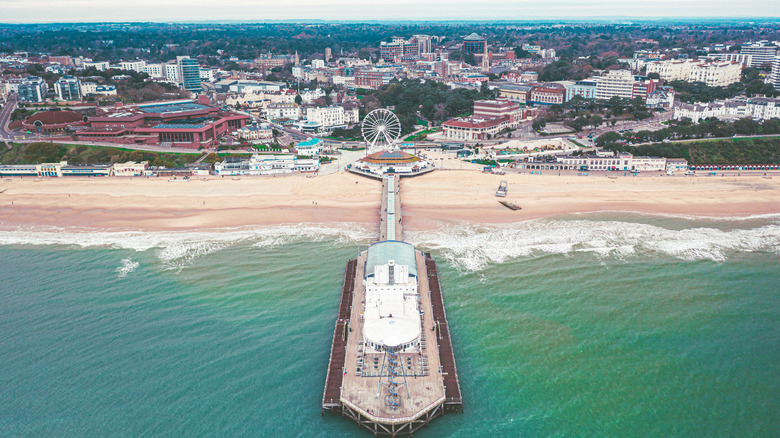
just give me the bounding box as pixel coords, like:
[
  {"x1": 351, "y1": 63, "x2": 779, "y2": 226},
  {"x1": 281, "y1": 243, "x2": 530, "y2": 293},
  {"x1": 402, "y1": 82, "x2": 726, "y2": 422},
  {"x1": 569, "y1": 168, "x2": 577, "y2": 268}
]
[{"x1": 137, "y1": 102, "x2": 210, "y2": 114}]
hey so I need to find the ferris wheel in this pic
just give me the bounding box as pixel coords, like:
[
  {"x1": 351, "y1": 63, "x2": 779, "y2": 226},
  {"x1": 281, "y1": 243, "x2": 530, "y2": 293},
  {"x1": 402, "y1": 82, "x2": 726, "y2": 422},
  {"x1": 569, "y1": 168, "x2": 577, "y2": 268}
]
[{"x1": 361, "y1": 109, "x2": 401, "y2": 150}]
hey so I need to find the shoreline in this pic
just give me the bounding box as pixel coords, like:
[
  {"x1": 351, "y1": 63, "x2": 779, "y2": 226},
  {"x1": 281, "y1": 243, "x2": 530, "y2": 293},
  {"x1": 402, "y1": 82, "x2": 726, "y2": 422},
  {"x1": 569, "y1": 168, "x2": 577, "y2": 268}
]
[{"x1": 0, "y1": 170, "x2": 779, "y2": 233}]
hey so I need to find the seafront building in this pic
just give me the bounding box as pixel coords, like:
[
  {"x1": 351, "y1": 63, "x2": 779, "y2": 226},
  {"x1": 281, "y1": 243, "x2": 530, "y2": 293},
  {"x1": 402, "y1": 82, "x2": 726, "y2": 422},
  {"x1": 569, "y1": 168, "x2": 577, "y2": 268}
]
[
  {"x1": 73, "y1": 97, "x2": 249, "y2": 148},
  {"x1": 555, "y1": 152, "x2": 667, "y2": 172},
  {"x1": 673, "y1": 97, "x2": 780, "y2": 123},
  {"x1": 353, "y1": 150, "x2": 431, "y2": 176},
  {"x1": 213, "y1": 154, "x2": 319, "y2": 175}
]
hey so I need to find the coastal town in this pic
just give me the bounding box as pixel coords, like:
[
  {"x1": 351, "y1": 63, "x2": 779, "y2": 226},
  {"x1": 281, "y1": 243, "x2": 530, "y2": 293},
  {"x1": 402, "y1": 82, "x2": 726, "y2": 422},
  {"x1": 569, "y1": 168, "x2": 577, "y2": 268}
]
[
  {"x1": 1, "y1": 10, "x2": 780, "y2": 438},
  {"x1": 1, "y1": 22, "x2": 779, "y2": 182}
]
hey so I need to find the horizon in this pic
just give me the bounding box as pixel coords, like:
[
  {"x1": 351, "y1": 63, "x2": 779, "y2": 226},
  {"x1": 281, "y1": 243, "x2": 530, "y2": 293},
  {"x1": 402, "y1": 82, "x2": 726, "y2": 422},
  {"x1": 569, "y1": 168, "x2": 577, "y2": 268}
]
[{"x1": 1, "y1": 0, "x2": 780, "y2": 24}]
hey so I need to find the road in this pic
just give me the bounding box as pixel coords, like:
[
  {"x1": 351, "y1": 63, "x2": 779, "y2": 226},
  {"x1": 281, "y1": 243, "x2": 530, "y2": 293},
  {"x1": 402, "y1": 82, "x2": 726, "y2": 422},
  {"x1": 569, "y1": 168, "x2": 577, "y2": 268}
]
[{"x1": 0, "y1": 97, "x2": 19, "y2": 141}]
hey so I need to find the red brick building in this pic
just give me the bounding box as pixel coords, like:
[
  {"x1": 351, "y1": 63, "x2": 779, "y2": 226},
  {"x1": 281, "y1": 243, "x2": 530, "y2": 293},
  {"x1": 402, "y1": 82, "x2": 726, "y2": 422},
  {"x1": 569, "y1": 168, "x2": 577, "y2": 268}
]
[{"x1": 74, "y1": 96, "x2": 248, "y2": 149}]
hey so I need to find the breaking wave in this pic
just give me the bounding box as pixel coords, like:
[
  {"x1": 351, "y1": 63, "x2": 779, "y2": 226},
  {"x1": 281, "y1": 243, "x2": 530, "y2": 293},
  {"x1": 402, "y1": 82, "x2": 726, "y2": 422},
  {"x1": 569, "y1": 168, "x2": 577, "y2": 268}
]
[
  {"x1": 406, "y1": 218, "x2": 780, "y2": 271},
  {"x1": 0, "y1": 224, "x2": 374, "y2": 269},
  {"x1": 115, "y1": 258, "x2": 139, "y2": 278}
]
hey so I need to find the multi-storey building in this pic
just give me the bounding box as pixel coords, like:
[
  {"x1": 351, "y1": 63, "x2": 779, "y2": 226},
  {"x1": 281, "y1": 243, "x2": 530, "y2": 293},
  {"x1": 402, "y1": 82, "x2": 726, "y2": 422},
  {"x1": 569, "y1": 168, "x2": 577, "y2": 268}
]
[
  {"x1": 595, "y1": 70, "x2": 635, "y2": 100},
  {"x1": 304, "y1": 106, "x2": 347, "y2": 129},
  {"x1": 498, "y1": 84, "x2": 533, "y2": 104},
  {"x1": 83, "y1": 61, "x2": 109, "y2": 71},
  {"x1": 199, "y1": 68, "x2": 214, "y2": 82},
  {"x1": 632, "y1": 77, "x2": 657, "y2": 101},
  {"x1": 176, "y1": 56, "x2": 202, "y2": 92},
  {"x1": 120, "y1": 60, "x2": 146, "y2": 73},
  {"x1": 688, "y1": 61, "x2": 742, "y2": 87},
  {"x1": 740, "y1": 43, "x2": 778, "y2": 67},
  {"x1": 705, "y1": 53, "x2": 753, "y2": 67},
  {"x1": 165, "y1": 63, "x2": 179, "y2": 81},
  {"x1": 646, "y1": 59, "x2": 697, "y2": 81},
  {"x1": 530, "y1": 86, "x2": 565, "y2": 105},
  {"x1": 463, "y1": 33, "x2": 487, "y2": 54},
  {"x1": 18, "y1": 76, "x2": 48, "y2": 102},
  {"x1": 355, "y1": 69, "x2": 386, "y2": 89},
  {"x1": 54, "y1": 75, "x2": 81, "y2": 101},
  {"x1": 48, "y1": 55, "x2": 74, "y2": 66},
  {"x1": 565, "y1": 79, "x2": 598, "y2": 101},
  {"x1": 266, "y1": 103, "x2": 301, "y2": 121},
  {"x1": 142, "y1": 64, "x2": 164, "y2": 78},
  {"x1": 473, "y1": 99, "x2": 523, "y2": 125},
  {"x1": 379, "y1": 37, "x2": 419, "y2": 62},
  {"x1": 646, "y1": 59, "x2": 741, "y2": 86},
  {"x1": 769, "y1": 56, "x2": 780, "y2": 89},
  {"x1": 442, "y1": 116, "x2": 510, "y2": 141},
  {"x1": 411, "y1": 35, "x2": 433, "y2": 54}
]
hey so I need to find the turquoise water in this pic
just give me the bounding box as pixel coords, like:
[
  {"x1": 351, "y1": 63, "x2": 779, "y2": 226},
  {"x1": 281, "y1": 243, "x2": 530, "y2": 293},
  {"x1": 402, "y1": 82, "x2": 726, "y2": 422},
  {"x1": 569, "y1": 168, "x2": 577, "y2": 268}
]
[{"x1": 1, "y1": 215, "x2": 778, "y2": 437}]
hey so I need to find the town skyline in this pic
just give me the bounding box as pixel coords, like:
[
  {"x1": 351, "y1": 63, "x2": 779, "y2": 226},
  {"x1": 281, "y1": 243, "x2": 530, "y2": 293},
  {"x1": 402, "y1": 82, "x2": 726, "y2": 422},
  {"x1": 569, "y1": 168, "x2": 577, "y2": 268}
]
[{"x1": 1, "y1": 0, "x2": 780, "y2": 23}]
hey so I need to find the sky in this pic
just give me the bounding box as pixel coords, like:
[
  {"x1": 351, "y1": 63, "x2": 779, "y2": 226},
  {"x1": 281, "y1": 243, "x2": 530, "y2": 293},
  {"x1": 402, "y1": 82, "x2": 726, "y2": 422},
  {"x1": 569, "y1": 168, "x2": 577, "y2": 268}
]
[{"x1": 0, "y1": 0, "x2": 778, "y2": 23}]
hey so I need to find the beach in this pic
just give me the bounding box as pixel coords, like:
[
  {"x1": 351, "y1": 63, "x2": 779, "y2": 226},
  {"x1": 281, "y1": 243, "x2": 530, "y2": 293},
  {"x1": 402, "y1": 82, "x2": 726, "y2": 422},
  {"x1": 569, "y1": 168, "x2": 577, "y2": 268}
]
[{"x1": 0, "y1": 170, "x2": 779, "y2": 231}]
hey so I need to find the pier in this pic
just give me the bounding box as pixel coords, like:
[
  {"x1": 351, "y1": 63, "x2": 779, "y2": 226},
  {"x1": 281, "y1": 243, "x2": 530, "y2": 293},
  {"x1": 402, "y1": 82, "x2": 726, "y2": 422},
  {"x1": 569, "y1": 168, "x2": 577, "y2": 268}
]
[{"x1": 323, "y1": 173, "x2": 462, "y2": 436}]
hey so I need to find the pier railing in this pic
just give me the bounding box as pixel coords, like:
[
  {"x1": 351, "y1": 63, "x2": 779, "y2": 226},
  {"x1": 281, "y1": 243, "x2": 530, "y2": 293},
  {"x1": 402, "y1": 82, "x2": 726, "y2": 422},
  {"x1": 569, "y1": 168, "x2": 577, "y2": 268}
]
[
  {"x1": 322, "y1": 258, "x2": 357, "y2": 410},
  {"x1": 425, "y1": 253, "x2": 464, "y2": 410}
]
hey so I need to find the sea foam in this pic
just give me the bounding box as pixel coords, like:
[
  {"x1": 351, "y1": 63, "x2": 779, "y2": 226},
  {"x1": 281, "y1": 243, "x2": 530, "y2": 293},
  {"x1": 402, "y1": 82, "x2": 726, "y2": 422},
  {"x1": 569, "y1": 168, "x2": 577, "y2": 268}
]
[
  {"x1": 0, "y1": 224, "x2": 374, "y2": 268},
  {"x1": 406, "y1": 218, "x2": 780, "y2": 271}
]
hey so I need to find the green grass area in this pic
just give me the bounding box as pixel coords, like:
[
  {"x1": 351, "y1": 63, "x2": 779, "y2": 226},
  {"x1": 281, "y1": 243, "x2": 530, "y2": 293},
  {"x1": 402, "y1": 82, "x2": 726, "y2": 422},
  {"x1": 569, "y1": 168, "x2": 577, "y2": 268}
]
[
  {"x1": 404, "y1": 129, "x2": 439, "y2": 142},
  {"x1": 624, "y1": 137, "x2": 780, "y2": 165},
  {"x1": 2, "y1": 142, "x2": 203, "y2": 168}
]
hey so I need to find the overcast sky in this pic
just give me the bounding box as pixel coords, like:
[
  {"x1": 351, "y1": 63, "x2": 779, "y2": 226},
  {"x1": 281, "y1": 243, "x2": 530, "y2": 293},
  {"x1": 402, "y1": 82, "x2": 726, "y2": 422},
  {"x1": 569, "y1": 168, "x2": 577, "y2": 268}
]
[{"x1": 1, "y1": 0, "x2": 778, "y2": 23}]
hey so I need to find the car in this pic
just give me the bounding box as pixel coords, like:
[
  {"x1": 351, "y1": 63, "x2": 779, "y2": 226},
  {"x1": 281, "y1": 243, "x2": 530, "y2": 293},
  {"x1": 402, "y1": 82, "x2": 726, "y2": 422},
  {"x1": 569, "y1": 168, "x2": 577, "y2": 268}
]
[{"x1": 685, "y1": 171, "x2": 695, "y2": 175}]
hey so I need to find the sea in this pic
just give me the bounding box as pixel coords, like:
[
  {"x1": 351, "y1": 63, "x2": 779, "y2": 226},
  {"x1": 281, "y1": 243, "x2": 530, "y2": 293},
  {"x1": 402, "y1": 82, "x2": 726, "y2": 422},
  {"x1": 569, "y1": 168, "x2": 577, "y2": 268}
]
[{"x1": 1, "y1": 213, "x2": 778, "y2": 437}]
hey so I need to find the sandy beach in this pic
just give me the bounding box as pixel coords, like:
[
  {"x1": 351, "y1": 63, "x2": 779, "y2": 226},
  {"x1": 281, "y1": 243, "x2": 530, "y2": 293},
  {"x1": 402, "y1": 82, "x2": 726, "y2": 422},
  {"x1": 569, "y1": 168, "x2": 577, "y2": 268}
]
[{"x1": 0, "y1": 170, "x2": 779, "y2": 232}]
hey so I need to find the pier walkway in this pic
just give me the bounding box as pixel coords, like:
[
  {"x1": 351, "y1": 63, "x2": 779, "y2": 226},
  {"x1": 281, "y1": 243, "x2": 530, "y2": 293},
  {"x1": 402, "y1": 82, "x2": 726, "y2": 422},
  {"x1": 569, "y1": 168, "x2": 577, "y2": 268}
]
[{"x1": 379, "y1": 175, "x2": 403, "y2": 242}]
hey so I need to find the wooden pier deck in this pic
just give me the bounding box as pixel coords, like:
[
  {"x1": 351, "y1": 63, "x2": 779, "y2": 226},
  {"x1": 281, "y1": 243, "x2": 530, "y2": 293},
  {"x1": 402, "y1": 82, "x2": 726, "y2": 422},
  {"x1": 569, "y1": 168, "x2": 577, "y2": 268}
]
[
  {"x1": 322, "y1": 258, "x2": 357, "y2": 409},
  {"x1": 425, "y1": 253, "x2": 463, "y2": 411}
]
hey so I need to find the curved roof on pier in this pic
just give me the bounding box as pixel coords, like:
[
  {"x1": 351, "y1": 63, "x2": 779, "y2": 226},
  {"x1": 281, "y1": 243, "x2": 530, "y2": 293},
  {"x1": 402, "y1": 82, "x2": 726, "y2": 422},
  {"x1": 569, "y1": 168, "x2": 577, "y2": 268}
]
[
  {"x1": 365, "y1": 241, "x2": 417, "y2": 279},
  {"x1": 359, "y1": 150, "x2": 421, "y2": 165}
]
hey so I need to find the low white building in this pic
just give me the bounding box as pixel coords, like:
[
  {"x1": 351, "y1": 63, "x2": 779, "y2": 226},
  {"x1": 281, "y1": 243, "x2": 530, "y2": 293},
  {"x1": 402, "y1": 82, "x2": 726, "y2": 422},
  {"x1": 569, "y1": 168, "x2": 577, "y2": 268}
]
[
  {"x1": 237, "y1": 124, "x2": 273, "y2": 140},
  {"x1": 673, "y1": 97, "x2": 780, "y2": 123},
  {"x1": 80, "y1": 82, "x2": 117, "y2": 96},
  {"x1": 299, "y1": 88, "x2": 326, "y2": 104},
  {"x1": 556, "y1": 152, "x2": 666, "y2": 172},
  {"x1": 112, "y1": 161, "x2": 149, "y2": 176},
  {"x1": 666, "y1": 158, "x2": 689, "y2": 172},
  {"x1": 214, "y1": 154, "x2": 319, "y2": 175}
]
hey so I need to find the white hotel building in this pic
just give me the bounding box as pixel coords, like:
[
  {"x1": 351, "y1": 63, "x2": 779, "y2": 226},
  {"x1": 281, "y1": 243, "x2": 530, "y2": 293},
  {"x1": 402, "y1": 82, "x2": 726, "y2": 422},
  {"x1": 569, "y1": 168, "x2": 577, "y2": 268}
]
[
  {"x1": 646, "y1": 59, "x2": 742, "y2": 87},
  {"x1": 556, "y1": 152, "x2": 667, "y2": 172},
  {"x1": 595, "y1": 70, "x2": 635, "y2": 100}
]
